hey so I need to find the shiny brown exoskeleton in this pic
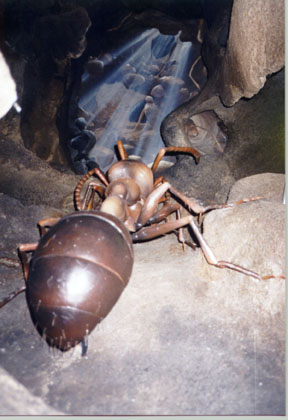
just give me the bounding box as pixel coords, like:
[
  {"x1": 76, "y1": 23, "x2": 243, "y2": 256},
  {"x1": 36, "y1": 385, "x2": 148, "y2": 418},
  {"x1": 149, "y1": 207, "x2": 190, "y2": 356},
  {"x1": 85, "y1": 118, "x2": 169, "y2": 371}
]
[{"x1": 0, "y1": 211, "x2": 133, "y2": 355}]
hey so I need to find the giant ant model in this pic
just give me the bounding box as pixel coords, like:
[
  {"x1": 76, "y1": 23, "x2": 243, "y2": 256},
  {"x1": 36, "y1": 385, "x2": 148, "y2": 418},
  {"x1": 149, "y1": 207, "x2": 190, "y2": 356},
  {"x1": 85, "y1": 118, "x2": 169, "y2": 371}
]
[{"x1": 0, "y1": 141, "x2": 282, "y2": 355}]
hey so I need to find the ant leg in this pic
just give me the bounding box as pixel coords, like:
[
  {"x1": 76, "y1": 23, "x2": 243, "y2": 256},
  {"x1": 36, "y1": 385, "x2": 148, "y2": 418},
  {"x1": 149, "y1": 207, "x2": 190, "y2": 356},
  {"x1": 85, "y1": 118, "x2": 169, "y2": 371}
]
[
  {"x1": 167, "y1": 184, "x2": 205, "y2": 214},
  {"x1": 189, "y1": 55, "x2": 201, "y2": 90},
  {"x1": 151, "y1": 146, "x2": 201, "y2": 173},
  {"x1": 153, "y1": 176, "x2": 165, "y2": 187},
  {"x1": 154, "y1": 176, "x2": 205, "y2": 214},
  {"x1": 137, "y1": 182, "x2": 171, "y2": 226},
  {"x1": 138, "y1": 181, "x2": 205, "y2": 226},
  {"x1": 147, "y1": 203, "x2": 196, "y2": 250},
  {"x1": 82, "y1": 183, "x2": 105, "y2": 211},
  {"x1": 117, "y1": 140, "x2": 129, "y2": 160},
  {"x1": 38, "y1": 217, "x2": 61, "y2": 236},
  {"x1": 81, "y1": 333, "x2": 89, "y2": 357},
  {"x1": 0, "y1": 242, "x2": 38, "y2": 308},
  {"x1": 0, "y1": 286, "x2": 26, "y2": 308},
  {"x1": 147, "y1": 203, "x2": 180, "y2": 224},
  {"x1": 156, "y1": 177, "x2": 263, "y2": 216},
  {"x1": 188, "y1": 218, "x2": 266, "y2": 280},
  {"x1": 74, "y1": 168, "x2": 108, "y2": 210},
  {"x1": 18, "y1": 243, "x2": 38, "y2": 281},
  {"x1": 133, "y1": 215, "x2": 193, "y2": 241},
  {"x1": 134, "y1": 214, "x2": 283, "y2": 280},
  {"x1": 201, "y1": 196, "x2": 264, "y2": 213},
  {"x1": 175, "y1": 208, "x2": 197, "y2": 250}
]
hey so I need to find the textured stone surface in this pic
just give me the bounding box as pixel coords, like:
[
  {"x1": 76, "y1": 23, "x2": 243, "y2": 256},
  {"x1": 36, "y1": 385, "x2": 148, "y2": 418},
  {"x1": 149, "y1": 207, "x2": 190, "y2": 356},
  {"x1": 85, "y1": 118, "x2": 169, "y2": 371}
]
[
  {"x1": 228, "y1": 173, "x2": 285, "y2": 204},
  {"x1": 0, "y1": 367, "x2": 62, "y2": 415},
  {"x1": 0, "y1": 136, "x2": 79, "y2": 210},
  {"x1": 220, "y1": 0, "x2": 285, "y2": 106}
]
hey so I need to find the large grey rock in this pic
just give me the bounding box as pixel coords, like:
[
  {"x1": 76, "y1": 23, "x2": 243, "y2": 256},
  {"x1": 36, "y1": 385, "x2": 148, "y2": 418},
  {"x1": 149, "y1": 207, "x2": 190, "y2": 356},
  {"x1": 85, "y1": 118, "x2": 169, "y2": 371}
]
[
  {"x1": 228, "y1": 173, "x2": 285, "y2": 204},
  {"x1": 195, "y1": 173, "x2": 285, "y2": 283},
  {"x1": 196, "y1": 200, "x2": 285, "y2": 283},
  {"x1": 220, "y1": 0, "x2": 285, "y2": 106}
]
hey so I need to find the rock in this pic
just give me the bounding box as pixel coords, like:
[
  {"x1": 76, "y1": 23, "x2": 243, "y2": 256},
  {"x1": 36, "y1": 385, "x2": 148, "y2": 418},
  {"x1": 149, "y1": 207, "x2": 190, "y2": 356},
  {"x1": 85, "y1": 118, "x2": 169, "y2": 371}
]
[
  {"x1": 147, "y1": 64, "x2": 160, "y2": 75},
  {"x1": 228, "y1": 173, "x2": 285, "y2": 204},
  {"x1": 219, "y1": 0, "x2": 285, "y2": 105},
  {"x1": 128, "y1": 99, "x2": 147, "y2": 122},
  {"x1": 183, "y1": 111, "x2": 227, "y2": 156},
  {"x1": 121, "y1": 63, "x2": 137, "y2": 75},
  {"x1": 0, "y1": 137, "x2": 79, "y2": 208},
  {"x1": 123, "y1": 73, "x2": 146, "y2": 89},
  {"x1": 33, "y1": 7, "x2": 91, "y2": 60},
  {"x1": 195, "y1": 175, "x2": 285, "y2": 283},
  {"x1": 85, "y1": 58, "x2": 104, "y2": 76},
  {"x1": 151, "y1": 84, "x2": 165, "y2": 99},
  {"x1": 0, "y1": 194, "x2": 65, "y2": 258},
  {"x1": 0, "y1": 367, "x2": 63, "y2": 415},
  {"x1": 159, "y1": 75, "x2": 185, "y2": 88}
]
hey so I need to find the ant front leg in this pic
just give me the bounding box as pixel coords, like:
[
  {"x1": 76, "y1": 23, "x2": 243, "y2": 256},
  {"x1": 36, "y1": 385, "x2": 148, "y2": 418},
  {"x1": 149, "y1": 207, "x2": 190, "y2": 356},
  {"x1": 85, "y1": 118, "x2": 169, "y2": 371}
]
[
  {"x1": 151, "y1": 146, "x2": 201, "y2": 173},
  {"x1": 116, "y1": 140, "x2": 129, "y2": 160},
  {"x1": 18, "y1": 243, "x2": 38, "y2": 281},
  {"x1": 0, "y1": 242, "x2": 38, "y2": 309},
  {"x1": 0, "y1": 285, "x2": 26, "y2": 309},
  {"x1": 38, "y1": 217, "x2": 61, "y2": 236},
  {"x1": 74, "y1": 168, "x2": 108, "y2": 211}
]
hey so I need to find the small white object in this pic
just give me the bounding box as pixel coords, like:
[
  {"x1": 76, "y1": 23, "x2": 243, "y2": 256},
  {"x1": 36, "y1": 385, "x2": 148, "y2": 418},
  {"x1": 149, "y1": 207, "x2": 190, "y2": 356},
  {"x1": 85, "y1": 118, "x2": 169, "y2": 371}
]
[
  {"x1": 0, "y1": 50, "x2": 18, "y2": 118},
  {"x1": 13, "y1": 101, "x2": 22, "y2": 113}
]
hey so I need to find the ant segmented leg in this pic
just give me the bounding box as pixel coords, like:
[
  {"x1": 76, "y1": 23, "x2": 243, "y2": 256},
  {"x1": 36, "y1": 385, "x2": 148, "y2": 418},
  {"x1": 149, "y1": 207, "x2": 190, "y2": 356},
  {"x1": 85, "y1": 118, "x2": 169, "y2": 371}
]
[
  {"x1": 201, "y1": 196, "x2": 264, "y2": 213},
  {"x1": 74, "y1": 168, "x2": 108, "y2": 210},
  {"x1": 135, "y1": 203, "x2": 283, "y2": 281},
  {"x1": 147, "y1": 203, "x2": 180, "y2": 224},
  {"x1": 38, "y1": 217, "x2": 61, "y2": 236},
  {"x1": 0, "y1": 286, "x2": 26, "y2": 308},
  {"x1": 187, "y1": 218, "x2": 277, "y2": 280},
  {"x1": 117, "y1": 140, "x2": 129, "y2": 160},
  {"x1": 133, "y1": 215, "x2": 193, "y2": 241},
  {"x1": 0, "y1": 246, "x2": 31, "y2": 309},
  {"x1": 82, "y1": 183, "x2": 105, "y2": 210},
  {"x1": 151, "y1": 146, "x2": 201, "y2": 173},
  {"x1": 81, "y1": 333, "x2": 89, "y2": 357},
  {"x1": 138, "y1": 182, "x2": 171, "y2": 226},
  {"x1": 18, "y1": 243, "x2": 38, "y2": 281}
]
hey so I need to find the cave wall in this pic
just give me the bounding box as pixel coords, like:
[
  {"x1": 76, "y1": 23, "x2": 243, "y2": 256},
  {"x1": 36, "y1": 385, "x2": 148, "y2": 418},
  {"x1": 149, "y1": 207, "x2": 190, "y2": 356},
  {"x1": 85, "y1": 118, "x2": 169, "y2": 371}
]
[
  {"x1": 218, "y1": 0, "x2": 285, "y2": 106},
  {"x1": 160, "y1": 0, "x2": 284, "y2": 203},
  {"x1": 0, "y1": 0, "x2": 285, "y2": 173}
]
